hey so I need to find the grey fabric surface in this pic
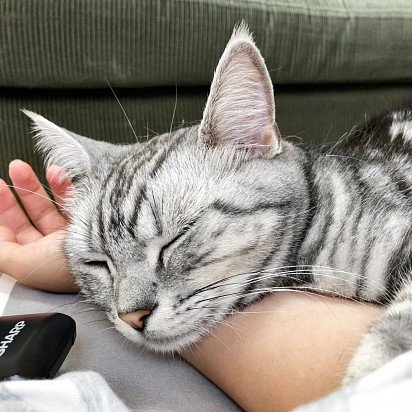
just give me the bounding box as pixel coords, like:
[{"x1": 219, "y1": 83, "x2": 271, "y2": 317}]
[{"x1": 4, "y1": 283, "x2": 239, "y2": 411}]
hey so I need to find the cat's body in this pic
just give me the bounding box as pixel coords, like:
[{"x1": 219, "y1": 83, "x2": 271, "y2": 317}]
[
  {"x1": 23, "y1": 25, "x2": 412, "y2": 383},
  {"x1": 301, "y1": 110, "x2": 412, "y2": 303}
]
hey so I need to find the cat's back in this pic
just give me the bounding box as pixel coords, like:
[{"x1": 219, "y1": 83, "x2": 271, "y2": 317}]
[
  {"x1": 319, "y1": 104, "x2": 412, "y2": 210},
  {"x1": 341, "y1": 104, "x2": 412, "y2": 211},
  {"x1": 345, "y1": 103, "x2": 412, "y2": 155},
  {"x1": 299, "y1": 105, "x2": 412, "y2": 301}
]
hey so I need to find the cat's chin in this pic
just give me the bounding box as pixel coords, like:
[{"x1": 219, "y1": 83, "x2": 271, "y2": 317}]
[{"x1": 112, "y1": 316, "x2": 202, "y2": 353}]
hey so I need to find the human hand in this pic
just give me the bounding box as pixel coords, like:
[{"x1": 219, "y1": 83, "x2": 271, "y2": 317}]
[{"x1": 0, "y1": 160, "x2": 79, "y2": 293}]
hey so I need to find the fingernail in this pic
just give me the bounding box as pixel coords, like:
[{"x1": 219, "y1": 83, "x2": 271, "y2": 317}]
[{"x1": 9, "y1": 159, "x2": 25, "y2": 169}]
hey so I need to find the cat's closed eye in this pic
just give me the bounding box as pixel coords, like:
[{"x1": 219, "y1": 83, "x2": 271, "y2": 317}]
[
  {"x1": 83, "y1": 260, "x2": 110, "y2": 272},
  {"x1": 158, "y1": 220, "x2": 198, "y2": 265}
]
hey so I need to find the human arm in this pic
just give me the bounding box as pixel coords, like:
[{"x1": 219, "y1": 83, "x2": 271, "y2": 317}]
[{"x1": 183, "y1": 292, "x2": 382, "y2": 411}]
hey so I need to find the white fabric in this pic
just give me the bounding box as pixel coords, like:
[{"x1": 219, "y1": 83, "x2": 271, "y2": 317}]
[
  {"x1": 0, "y1": 273, "x2": 15, "y2": 316},
  {"x1": 0, "y1": 371, "x2": 129, "y2": 412},
  {"x1": 298, "y1": 350, "x2": 412, "y2": 412},
  {"x1": 0, "y1": 275, "x2": 129, "y2": 411}
]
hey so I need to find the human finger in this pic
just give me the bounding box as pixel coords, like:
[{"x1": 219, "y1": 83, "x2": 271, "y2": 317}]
[
  {"x1": 46, "y1": 165, "x2": 72, "y2": 217},
  {"x1": 0, "y1": 178, "x2": 43, "y2": 244},
  {"x1": 9, "y1": 160, "x2": 66, "y2": 235}
]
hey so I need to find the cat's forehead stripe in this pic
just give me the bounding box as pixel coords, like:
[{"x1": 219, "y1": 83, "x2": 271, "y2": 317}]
[{"x1": 96, "y1": 127, "x2": 187, "y2": 248}]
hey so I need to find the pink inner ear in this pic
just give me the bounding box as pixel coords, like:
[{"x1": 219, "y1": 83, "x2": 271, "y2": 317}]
[
  {"x1": 261, "y1": 128, "x2": 277, "y2": 147},
  {"x1": 199, "y1": 24, "x2": 283, "y2": 158},
  {"x1": 216, "y1": 52, "x2": 273, "y2": 146}
]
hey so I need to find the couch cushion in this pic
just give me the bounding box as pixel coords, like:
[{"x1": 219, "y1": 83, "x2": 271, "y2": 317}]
[
  {"x1": 0, "y1": 0, "x2": 411, "y2": 88},
  {"x1": 1, "y1": 84, "x2": 410, "y2": 182}
]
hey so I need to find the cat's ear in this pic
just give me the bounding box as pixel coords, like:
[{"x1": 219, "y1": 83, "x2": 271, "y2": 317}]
[
  {"x1": 199, "y1": 24, "x2": 281, "y2": 159},
  {"x1": 22, "y1": 110, "x2": 124, "y2": 179}
]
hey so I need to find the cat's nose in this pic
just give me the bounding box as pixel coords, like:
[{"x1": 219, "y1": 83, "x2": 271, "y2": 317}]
[{"x1": 119, "y1": 310, "x2": 151, "y2": 331}]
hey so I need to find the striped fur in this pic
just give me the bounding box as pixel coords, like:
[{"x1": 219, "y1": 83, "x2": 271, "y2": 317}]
[{"x1": 25, "y1": 26, "x2": 412, "y2": 382}]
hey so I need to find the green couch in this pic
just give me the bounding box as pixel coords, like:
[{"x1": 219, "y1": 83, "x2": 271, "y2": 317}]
[{"x1": 1, "y1": 0, "x2": 411, "y2": 181}]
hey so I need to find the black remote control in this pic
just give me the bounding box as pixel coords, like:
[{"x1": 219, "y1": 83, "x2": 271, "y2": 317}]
[{"x1": 0, "y1": 313, "x2": 76, "y2": 380}]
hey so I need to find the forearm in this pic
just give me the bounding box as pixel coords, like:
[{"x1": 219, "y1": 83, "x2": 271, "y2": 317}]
[{"x1": 182, "y1": 292, "x2": 382, "y2": 411}]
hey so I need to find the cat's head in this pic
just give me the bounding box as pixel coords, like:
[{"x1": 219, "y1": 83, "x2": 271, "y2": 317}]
[{"x1": 24, "y1": 24, "x2": 309, "y2": 352}]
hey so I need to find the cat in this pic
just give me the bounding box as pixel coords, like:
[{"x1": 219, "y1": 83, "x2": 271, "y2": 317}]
[{"x1": 23, "y1": 23, "x2": 411, "y2": 383}]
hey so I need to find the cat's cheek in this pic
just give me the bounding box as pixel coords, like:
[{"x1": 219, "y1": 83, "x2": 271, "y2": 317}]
[{"x1": 77, "y1": 282, "x2": 112, "y2": 311}]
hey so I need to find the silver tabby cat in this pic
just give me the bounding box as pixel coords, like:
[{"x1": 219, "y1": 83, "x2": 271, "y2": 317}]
[{"x1": 23, "y1": 25, "x2": 411, "y2": 383}]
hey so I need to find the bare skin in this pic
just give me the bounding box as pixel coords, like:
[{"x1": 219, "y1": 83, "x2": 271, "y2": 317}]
[
  {"x1": 0, "y1": 160, "x2": 381, "y2": 410},
  {"x1": 183, "y1": 293, "x2": 381, "y2": 411},
  {"x1": 0, "y1": 160, "x2": 77, "y2": 292}
]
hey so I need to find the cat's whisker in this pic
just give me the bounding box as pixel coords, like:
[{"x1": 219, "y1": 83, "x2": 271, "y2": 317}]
[
  {"x1": 64, "y1": 301, "x2": 96, "y2": 314},
  {"x1": 219, "y1": 320, "x2": 246, "y2": 340},
  {"x1": 169, "y1": 84, "x2": 178, "y2": 135},
  {"x1": 187, "y1": 264, "x2": 306, "y2": 297},
  {"x1": 18, "y1": 254, "x2": 63, "y2": 284},
  {"x1": 203, "y1": 328, "x2": 230, "y2": 351},
  {"x1": 105, "y1": 78, "x2": 139, "y2": 144},
  {"x1": 190, "y1": 287, "x2": 310, "y2": 308},
  {"x1": 200, "y1": 310, "x2": 248, "y2": 333},
  {"x1": 243, "y1": 268, "x2": 387, "y2": 294},
  {"x1": 2, "y1": 184, "x2": 69, "y2": 212},
  {"x1": 188, "y1": 270, "x2": 307, "y2": 298},
  {"x1": 222, "y1": 318, "x2": 248, "y2": 331},
  {"x1": 80, "y1": 318, "x2": 110, "y2": 327},
  {"x1": 47, "y1": 295, "x2": 84, "y2": 313},
  {"x1": 143, "y1": 125, "x2": 159, "y2": 137},
  {"x1": 190, "y1": 289, "x2": 329, "y2": 318},
  {"x1": 96, "y1": 325, "x2": 116, "y2": 335},
  {"x1": 187, "y1": 267, "x2": 314, "y2": 297},
  {"x1": 187, "y1": 341, "x2": 204, "y2": 360},
  {"x1": 190, "y1": 264, "x2": 388, "y2": 299},
  {"x1": 27, "y1": 175, "x2": 56, "y2": 196},
  {"x1": 72, "y1": 307, "x2": 105, "y2": 316},
  {"x1": 192, "y1": 285, "x2": 375, "y2": 311},
  {"x1": 183, "y1": 342, "x2": 197, "y2": 360},
  {"x1": 190, "y1": 264, "x2": 312, "y2": 290},
  {"x1": 235, "y1": 309, "x2": 290, "y2": 315}
]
